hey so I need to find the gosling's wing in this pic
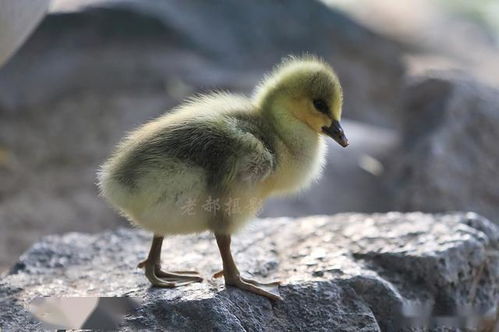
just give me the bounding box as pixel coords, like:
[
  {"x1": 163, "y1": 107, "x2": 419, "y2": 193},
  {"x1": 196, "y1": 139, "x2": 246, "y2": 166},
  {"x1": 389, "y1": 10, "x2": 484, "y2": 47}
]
[
  {"x1": 231, "y1": 119, "x2": 276, "y2": 185},
  {"x1": 234, "y1": 142, "x2": 273, "y2": 184},
  {"x1": 159, "y1": 117, "x2": 276, "y2": 191},
  {"x1": 110, "y1": 92, "x2": 276, "y2": 193},
  {"x1": 114, "y1": 118, "x2": 274, "y2": 192},
  {"x1": 159, "y1": 99, "x2": 277, "y2": 191}
]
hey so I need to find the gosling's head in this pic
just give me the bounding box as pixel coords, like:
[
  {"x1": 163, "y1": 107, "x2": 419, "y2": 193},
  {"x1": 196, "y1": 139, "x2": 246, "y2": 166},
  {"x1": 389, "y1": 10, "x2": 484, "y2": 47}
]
[{"x1": 254, "y1": 56, "x2": 348, "y2": 147}]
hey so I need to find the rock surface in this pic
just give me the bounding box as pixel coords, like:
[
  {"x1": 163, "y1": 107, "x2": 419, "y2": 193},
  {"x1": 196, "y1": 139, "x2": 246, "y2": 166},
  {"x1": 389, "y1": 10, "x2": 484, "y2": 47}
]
[
  {"x1": 389, "y1": 74, "x2": 499, "y2": 224},
  {"x1": 1, "y1": 212, "x2": 497, "y2": 331}
]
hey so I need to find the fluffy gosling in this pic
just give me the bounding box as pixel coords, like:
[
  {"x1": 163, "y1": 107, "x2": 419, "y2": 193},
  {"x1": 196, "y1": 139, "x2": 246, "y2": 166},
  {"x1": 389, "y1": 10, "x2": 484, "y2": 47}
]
[{"x1": 98, "y1": 56, "x2": 348, "y2": 300}]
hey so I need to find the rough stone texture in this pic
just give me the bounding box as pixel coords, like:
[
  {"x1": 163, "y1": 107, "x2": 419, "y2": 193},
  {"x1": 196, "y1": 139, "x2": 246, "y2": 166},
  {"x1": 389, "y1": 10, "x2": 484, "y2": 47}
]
[
  {"x1": 0, "y1": 0, "x2": 403, "y2": 271},
  {"x1": 1, "y1": 212, "x2": 497, "y2": 331},
  {"x1": 389, "y1": 74, "x2": 499, "y2": 224}
]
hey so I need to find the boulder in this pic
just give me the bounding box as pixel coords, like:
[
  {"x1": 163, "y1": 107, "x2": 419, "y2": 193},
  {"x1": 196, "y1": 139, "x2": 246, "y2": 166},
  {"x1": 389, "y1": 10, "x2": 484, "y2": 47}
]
[
  {"x1": 389, "y1": 73, "x2": 499, "y2": 224},
  {"x1": 0, "y1": 0, "x2": 404, "y2": 124},
  {"x1": 0, "y1": 92, "x2": 168, "y2": 272},
  {"x1": 1, "y1": 212, "x2": 497, "y2": 331},
  {"x1": 0, "y1": 0, "x2": 50, "y2": 66}
]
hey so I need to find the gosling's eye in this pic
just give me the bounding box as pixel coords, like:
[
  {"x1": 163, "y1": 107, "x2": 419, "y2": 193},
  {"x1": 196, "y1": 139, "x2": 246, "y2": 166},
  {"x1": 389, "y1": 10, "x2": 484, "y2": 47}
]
[{"x1": 312, "y1": 99, "x2": 329, "y2": 114}]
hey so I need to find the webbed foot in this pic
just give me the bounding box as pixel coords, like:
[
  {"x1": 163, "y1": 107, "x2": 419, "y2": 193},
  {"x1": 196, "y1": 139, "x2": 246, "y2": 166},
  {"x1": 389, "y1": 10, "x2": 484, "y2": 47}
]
[
  {"x1": 213, "y1": 270, "x2": 281, "y2": 287},
  {"x1": 138, "y1": 260, "x2": 202, "y2": 288},
  {"x1": 224, "y1": 274, "x2": 282, "y2": 301}
]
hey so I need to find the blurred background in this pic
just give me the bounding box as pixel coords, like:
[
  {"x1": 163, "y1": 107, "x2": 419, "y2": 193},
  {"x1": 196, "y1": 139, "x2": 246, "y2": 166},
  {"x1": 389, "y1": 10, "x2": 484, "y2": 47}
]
[{"x1": 0, "y1": 0, "x2": 498, "y2": 273}]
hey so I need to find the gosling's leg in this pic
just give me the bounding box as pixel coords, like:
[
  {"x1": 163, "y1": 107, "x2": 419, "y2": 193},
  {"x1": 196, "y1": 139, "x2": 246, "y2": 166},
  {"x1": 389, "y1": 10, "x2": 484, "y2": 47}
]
[
  {"x1": 138, "y1": 235, "x2": 203, "y2": 287},
  {"x1": 215, "y1": 233, "x2": 281, "y2": 300}
]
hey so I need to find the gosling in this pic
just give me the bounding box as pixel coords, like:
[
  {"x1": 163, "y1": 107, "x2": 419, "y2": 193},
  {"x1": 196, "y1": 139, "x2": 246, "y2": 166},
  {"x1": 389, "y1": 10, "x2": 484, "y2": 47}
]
[{"x1": 97, "y1": 56, "x2": 348, "y2": 300}]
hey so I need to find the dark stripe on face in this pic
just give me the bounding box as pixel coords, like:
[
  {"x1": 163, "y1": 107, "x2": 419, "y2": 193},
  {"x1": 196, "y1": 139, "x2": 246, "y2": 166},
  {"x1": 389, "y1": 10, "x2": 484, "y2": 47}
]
[
  {"x1": 308, "y1": 72, "x2": 336, "y2": 117},
  {"x1": 312, "y1": 99, "x2": 330, "y2": 116}
]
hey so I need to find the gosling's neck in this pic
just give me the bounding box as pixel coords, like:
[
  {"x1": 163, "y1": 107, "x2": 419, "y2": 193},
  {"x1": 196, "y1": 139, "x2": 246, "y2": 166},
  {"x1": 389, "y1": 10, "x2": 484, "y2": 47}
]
[
  {"x1": 256, "y1": 99, "x2": 326, "y2": 197},
  {"x1": 260, "y1": 103, "x2": 321, "y2": 158}
]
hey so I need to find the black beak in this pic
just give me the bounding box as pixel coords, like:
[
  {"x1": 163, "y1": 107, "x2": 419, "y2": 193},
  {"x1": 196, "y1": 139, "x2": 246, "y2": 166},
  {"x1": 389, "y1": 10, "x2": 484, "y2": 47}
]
[{"x1": 322, "y1": 120, "x2": 349, "y2": 147}]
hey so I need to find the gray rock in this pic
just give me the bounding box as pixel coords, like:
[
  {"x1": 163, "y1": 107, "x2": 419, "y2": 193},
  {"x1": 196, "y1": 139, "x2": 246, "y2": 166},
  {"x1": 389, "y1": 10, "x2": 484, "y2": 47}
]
[
  {"x1": 389, "y1": 74, "x2": 499, "y2": 224},
  {"x1": 0, "y1": 0, "x2": 49, "y2": 67},
  {"x1": 1, "y1": 212, "x2": 497, "y2": 331},
  {"x1": 0, "y1": 92, "x2": 169, "y2": 272},
  {"x1": 0, "y1": 0, "x2": 404, "y2": 126}
]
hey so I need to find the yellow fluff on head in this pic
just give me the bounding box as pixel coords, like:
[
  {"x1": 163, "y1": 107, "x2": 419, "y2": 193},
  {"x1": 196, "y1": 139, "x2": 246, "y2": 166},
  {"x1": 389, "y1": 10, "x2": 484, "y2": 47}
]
[
  {"x1": 253, "y1": 55, "x2": 343, "y2": 122},
  {"x1": 97, "y1": 54, "x2": 347, "y2": 300}
]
